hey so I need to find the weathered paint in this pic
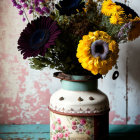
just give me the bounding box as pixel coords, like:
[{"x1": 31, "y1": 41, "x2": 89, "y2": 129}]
[
  {"x1": 0, "y1": 124, "x2": 140, "y2": 140},
  {"x1": 0, "y1": 0, "x2": 58, "y2": 124},
  {"x1": 109, "y1": 110, "x2": 130, "y2": 125},
  {"x1": 98, "y1": 0, "x2": 140, "y2": 125},
  {"x1": 0, "y1": 0, "x2": 140, "y2": 125},
  {"x1": 135, "y1": 115, "x2": 140, "y2": 125}
]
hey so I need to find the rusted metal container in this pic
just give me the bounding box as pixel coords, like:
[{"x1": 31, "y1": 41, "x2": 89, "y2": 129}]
[{"x1": 49, "y1": 73, "x2": 109, "y2": 140}]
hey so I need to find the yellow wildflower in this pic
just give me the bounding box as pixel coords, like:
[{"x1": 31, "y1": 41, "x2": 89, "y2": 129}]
[
  {"x1": 101, "y1": 0, "x2": 125, "y2": 25},
  {"x1": 101, "y1": 0, "x2": 116, "y2": 16},
  {"x1": 110, "y1": 14, "x2": 125, "y2": 24}
]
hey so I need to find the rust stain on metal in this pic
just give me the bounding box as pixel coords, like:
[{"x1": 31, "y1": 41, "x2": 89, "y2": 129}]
[
  {"x1": 89, "y1": 96, "x2": 94, "y2": 100},
  {"x1": 59, "y1": 97, "x2": 64, "y2": 101},
  {"x1": 53, "y1": 72, "x2": 101, "y2": 81},
  {"x1": 78, "y1": 97, "x2": 83, "y2": 102}
]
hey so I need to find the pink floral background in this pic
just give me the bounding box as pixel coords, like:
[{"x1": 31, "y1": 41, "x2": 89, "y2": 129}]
[{"x1": 0, "y1": 0, "x2": 60, "y2": 124}]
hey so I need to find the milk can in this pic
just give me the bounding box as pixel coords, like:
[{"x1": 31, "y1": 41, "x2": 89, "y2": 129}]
[{"x1": 49, "y1": 73, "x2": 109, "y2": 140}]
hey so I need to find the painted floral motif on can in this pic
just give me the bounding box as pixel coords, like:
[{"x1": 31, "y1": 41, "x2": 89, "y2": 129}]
[{"x1": 50, "y1": 111, "x2": 94, "y2": 140}]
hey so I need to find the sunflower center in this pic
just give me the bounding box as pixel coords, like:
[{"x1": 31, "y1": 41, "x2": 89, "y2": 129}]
[
  {"x1": 30, "y1": 29, "x2": 50, "y2": 50},
  {"x1": 94, "y1": 44, "x2": 104, "y2": 54},
  {"x1": 91, "y1": 40, "x2": 109, "y2": 60}
]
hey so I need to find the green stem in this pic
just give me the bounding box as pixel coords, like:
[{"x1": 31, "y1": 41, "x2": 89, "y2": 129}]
[{"x1": 23, "y1": 8, "x2": 30, "y2": 23}]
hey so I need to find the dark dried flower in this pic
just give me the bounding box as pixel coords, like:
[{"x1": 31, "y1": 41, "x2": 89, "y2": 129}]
[
  {"x1": 18, "y1": 16, "x2": 61, "y2": 59},
  {"x1": 55, "y1": 0, "x2": 85, "y2": 16}
]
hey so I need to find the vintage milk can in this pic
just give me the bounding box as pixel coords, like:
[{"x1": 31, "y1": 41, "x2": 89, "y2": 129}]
[{"x1": 49, "y1": 73, "x2": 109, "y2": 140}]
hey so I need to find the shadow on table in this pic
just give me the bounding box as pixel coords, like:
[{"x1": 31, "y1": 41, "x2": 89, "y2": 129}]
[
  {"x1": 109, "y1": 125, "x2": 140, "y2": 140},
  {"x1": 109, "y1": 134, "x2": 140, "y2": 140}
]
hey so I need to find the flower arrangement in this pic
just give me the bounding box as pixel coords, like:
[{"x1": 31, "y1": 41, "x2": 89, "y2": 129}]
[{"x1": 12, "y1": 0, "x2": 140, "y2": 77}]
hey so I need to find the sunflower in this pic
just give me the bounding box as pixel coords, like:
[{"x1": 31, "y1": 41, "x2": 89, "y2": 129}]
[
  {"x1": 76, "y1": 31, "x2": 119, "y2": 75},
  {"x1": 18, "y1": 16, "x2": 61, "y2": 59},
  {"x1": 101, "y1": 0, "x2": 116, "y2": 16},
  {"x1": 101, "y1": 0, "x2": 124, "y2": 16},
  {"x1": 110, "y1": 13, "x2": 125, "y2": 25},
  {"x1": 128, "y1": 17, "x2": 140, "y2": 41},
  {"x1": 112, "y1": 5, "x2": 125, "y2": 16},
  {"x1": 55, "y1": 0, "x2": 85, "y2": 16},
  {"x1": 102, "y1": 0, "x2": 132, "y2": 25}
]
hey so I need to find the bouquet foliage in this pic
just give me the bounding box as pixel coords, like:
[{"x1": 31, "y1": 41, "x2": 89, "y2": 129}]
[{"x1": 11, "y1": 0, "x2": 140, "y2": 77}]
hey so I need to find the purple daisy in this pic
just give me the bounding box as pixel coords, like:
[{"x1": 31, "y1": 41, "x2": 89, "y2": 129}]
[{"x1": 18, "y1": 16, "x2": 61, "y2": 59}]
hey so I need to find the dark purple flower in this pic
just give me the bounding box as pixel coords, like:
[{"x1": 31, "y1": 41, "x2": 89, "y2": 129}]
[
  {"x1": 55, "y1": 0, "x2": 85, "y2": 16},
  {"x1": 16, "y1": 4, "x2": 22, "y2": 9},
  {"x1": 39, "y1": 10, "x2": 44, "y2": 15},
  {"x1": 35, "y1": 7, "x2": 41, "y2": 12},
  {"x1": 23, "y1": 3, "x2": 28, "y2": 8},
  {"x1": 22, "y1": 17, "x2": 26, "y2": 22},
  {"x1": 29, "y1": 9, "x2": 33, "y2": 14},
  {"x1": 11, "y1": 0, "x2": 16, "y2": 3},
  {"x1": 19, "y1": 10, "x2": 24, "y2": 15},
  {"x1": 38, "y1": 0, "x2": 45, "y2": 2},
  {"x1": 11, "y1": 0, "x2": 17, "y2": 7},
  {"x1": 11, "y1": 0, "x2": 49, "y2": 17},
  {"x1": 34, "y1": 0, "x2": 39, "y2": 6},
  {"x1": 18, "y1": 16, "x2": 61, "y2": 59},
  {"x1": 42, "y1": 7, "x2": 50, "y2": 13},
  {"x1": 91, "y1": 40, "x2": 109, "y2": 60},
  {"x1": 20, "y1": 0, "x2": 25, "y2": 2},
  {"x1": 29, "y1": 6, "x2": 33, "y2": 9},
  {"x1": 13, "y1": 3, "x2": 17, "y2": 6}
]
